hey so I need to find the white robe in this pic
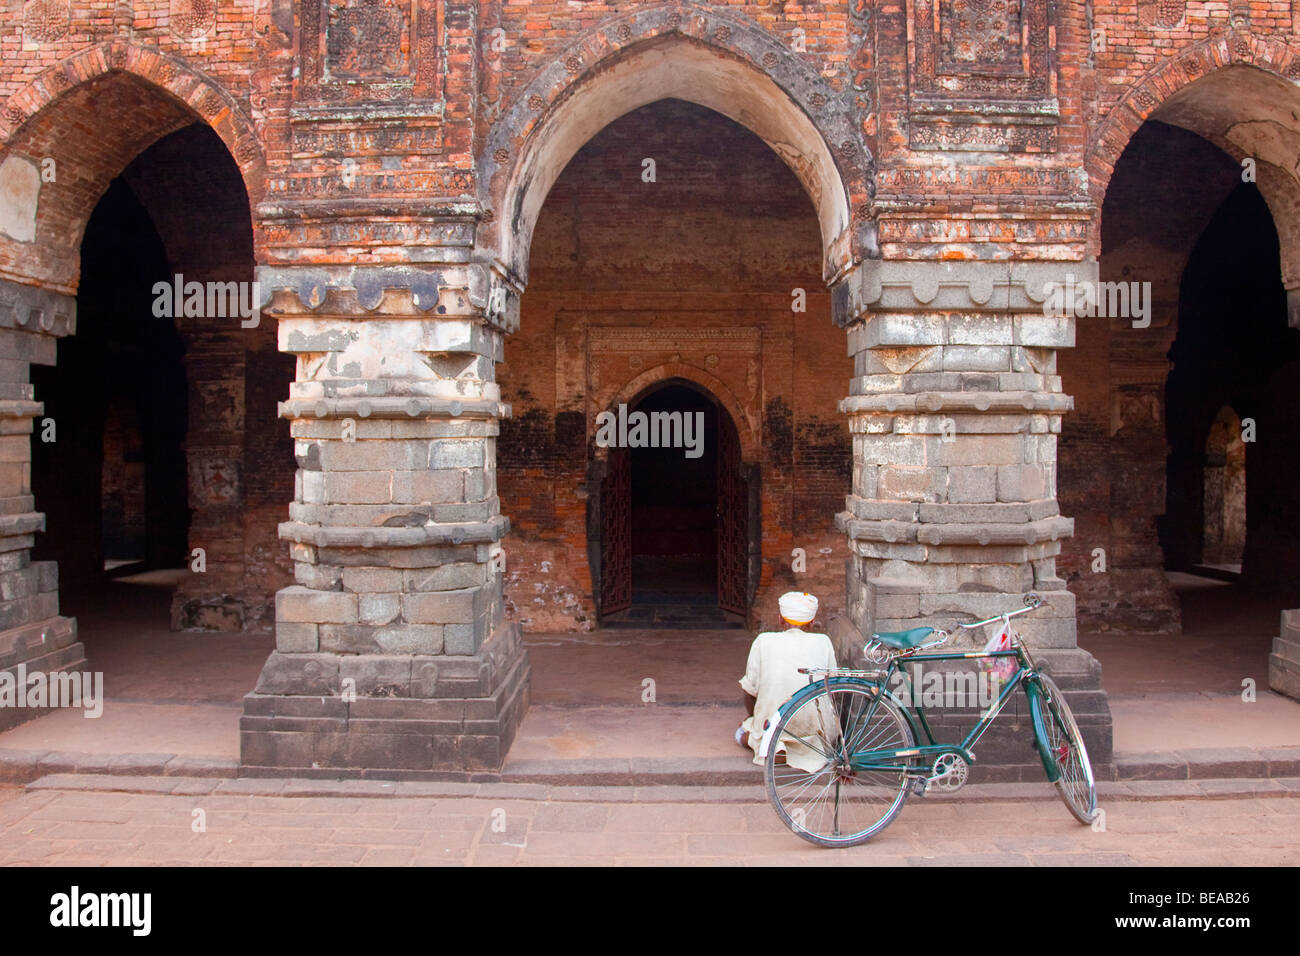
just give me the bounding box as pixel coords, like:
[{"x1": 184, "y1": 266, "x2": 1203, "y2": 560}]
[{"x1": 739, "y1": 627, "x2": 838, "y2": 772}]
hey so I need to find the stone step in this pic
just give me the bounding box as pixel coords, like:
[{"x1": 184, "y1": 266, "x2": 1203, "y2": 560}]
[
  {"x1": 16, "y1": 771, "x2": 1300, "y2": 806},
  {"x1": 4, "y1": 744, "x2": 1298, "y2": 787}
]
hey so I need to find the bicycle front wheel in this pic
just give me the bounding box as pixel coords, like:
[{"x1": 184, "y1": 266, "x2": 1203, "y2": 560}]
[
  {"x1": 764, "y1": 682, "x2": 914, "y2": 848},
  {"x1": 1031, "y1": 674, "x2": 1098, "y2": 824}
]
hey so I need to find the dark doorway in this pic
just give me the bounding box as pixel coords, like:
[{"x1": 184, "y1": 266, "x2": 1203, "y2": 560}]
[
  {"x1": 1161, "y1": 181, "x2": 1298, "y2": 592},
  {"x1": 598, "y1": 381, "x2": 748, "y2": 628},
  {"x1": 31, "y1": 178, "x2": 189, "y2": 586}
]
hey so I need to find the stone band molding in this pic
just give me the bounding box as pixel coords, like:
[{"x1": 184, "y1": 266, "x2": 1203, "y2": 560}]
[{"x1": 833, "y1": 258, "x2": 1101, "y2": 327}]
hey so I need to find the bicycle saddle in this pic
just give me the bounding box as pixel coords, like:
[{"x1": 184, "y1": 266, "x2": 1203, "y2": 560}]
[{"x1": 869, "y1": 626, "x2": 934, "y2": 650}]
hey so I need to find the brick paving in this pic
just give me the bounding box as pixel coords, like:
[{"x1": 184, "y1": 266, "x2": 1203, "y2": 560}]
[{"x1": 0, "y1": 781, "x2": 1295, "y2": 866}]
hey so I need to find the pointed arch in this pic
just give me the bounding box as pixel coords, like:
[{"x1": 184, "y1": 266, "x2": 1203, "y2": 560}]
[
  {"x1": 0, "y1": 41, "x2": 264, "y2": 294},
  {"x1": 477, "y1": 5, "x2": 868, "y2": 289}
]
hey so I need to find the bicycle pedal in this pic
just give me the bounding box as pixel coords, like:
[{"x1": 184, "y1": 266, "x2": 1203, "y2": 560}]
[{"x1": 911, "y1": 778, "x2": 929, "y2": 797}]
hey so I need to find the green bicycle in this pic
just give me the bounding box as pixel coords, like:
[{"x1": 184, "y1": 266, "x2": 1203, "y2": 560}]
[{"x1": 760, "y1": 593, "x2": 1098, "y2": 848}]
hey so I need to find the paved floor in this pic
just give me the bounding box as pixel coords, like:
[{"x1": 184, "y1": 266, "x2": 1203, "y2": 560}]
[
  {"x1": 2, "y1": 573, "x2": 1296, "y2": 769},
  {"x1": 0, "y1": 780, "x2": 1295, "y2": 866}
]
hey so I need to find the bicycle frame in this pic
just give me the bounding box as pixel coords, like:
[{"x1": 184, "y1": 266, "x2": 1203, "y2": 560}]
[{"x1": 832, "y1": 637, "x2": 1045, "y2": 776}]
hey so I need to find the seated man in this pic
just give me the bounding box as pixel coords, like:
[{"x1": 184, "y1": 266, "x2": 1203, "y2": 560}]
[{"x1": 735, "y1": 591, "x2": 837, "y2": 771}]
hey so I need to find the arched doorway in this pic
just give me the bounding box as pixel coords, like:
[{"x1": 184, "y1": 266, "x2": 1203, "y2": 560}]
[
  {"x1": 31, "y1": 175, "x2": 189, "y2": 589},
  {"x1": 596, "y1": 379, "x2": 754, "y2": 627}
]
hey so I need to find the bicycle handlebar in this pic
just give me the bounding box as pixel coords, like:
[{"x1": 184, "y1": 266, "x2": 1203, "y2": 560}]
[{"x1": 949, "y1": 592, "x2": 1042, "y2": 631}]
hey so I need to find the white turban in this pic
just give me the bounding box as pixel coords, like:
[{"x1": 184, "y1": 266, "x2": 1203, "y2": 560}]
[{"x1": 779, "y1": 591, "x2": 818, "y2": 625}]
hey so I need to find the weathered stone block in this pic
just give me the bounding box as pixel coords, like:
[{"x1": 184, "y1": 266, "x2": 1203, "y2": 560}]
[
  {"x1": 997, "y1": 464, "x2": 1046, "y2": 502},
  {"x1": 947, "y1": 466, "x2": 997, "y2": 503},
  {"x1": 276, "y1": 586, "x2": 358, "y2": 624},
  {"x1": 358, "y1": 593, "x2": 401, "y2": 625},
  {"x1": 428, "y1": 440, "x2": 485, "y2": 469},
  {"x1": 391, "y1": 468, "x2": 463, "y2": 504},
  {"x1": 339, "y1": 656, "x2": 412, "y2": 697},
  {"x1": 324, "y1": 471, "x2": 393, "y2": 504},
  {"x1": 341, "y1": 567, "x2": 404, "y2": 593},
  {"x1": 877, "y1": 466, "x2": 944, "y2": 502},
  {"x1": 402, "y1": 587, "x2": 483, "y2": 624},
  {"x1": 942, "y1": 345, "x2": 1011, "y2": 372},
  {"x1": 253, "y1": 652, "x2": 340, "y2": 696},
  {"x1": 294, "y1": 563, "x2": 342, "y2": 590},
  {"x1": 275, "y1": 622, "x2": 320, "y2": 653},
  {"x1": 404, "y1": 563, "x2": 488, "y2": 592}
]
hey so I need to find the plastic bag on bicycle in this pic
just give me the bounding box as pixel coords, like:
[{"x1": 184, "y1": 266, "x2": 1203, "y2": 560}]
[{"x1": 980, "y1": 622, "x2": 1018, "y2": 683}]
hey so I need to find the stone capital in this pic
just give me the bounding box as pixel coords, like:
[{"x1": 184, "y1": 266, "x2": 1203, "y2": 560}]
[
  {"x1": 256, "y1": 263, "x2": 519, "y2": 333},
  {"x1": 832, "y1": 258, "x2": 1101, "y2": 327},
  {"x1": 0, "y1": 277, "x2": 76, "y2": 339}
]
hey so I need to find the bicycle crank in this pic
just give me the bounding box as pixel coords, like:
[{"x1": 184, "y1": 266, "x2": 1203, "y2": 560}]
[{"x1": 926, "y1": 753, "x2": 970, "y2": 792}]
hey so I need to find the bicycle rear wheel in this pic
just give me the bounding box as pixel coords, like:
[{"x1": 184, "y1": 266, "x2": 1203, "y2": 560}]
[
  {"x1": 763, "y1": 682, "x2": 914, "y2": 848},
  {"x1": 1031, "y1": 674, "x2": 1098, "y2": 824}
]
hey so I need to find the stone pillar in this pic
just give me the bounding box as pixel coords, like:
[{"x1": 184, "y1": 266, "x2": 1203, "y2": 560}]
[
  {"x1": 170, "y1": 327, "x2": 249, "y2": 630},
  {"x1": 1270, "y1": 610, "x2": 1300, "y2": 701},
  {"x1": 240, "y1": 264, "x2": 530, "y2": 776},
  {"x1": 1107, "y1": 351, "x2": 1180, "y2": 632},
  {"x1": 0, "y1": 280, "x2": 84, "y2": 732},
  {"x1": 832, "y1": 260, "x2": 1112, "y2": 770}
]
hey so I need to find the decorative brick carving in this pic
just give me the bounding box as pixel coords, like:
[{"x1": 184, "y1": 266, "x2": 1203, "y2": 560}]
[
  {"x1": 296, "y1": 0, "x2": 442, "y2": 104},
  {"x1": 327, "y1": 0, "x2": 408, "y2": 77},
  {"x1": 171, "y1": 0, "x2": 217, "y2": 40},
  {"x1": 906, "y1": 0, "x2": 1059, "y2": 152},
  {"x1": 22, "y1": 0, "x2": 70, "y2": 45},
  {"x1": 1137, "y1": 0, "x2": 1185, "y2": 29}
]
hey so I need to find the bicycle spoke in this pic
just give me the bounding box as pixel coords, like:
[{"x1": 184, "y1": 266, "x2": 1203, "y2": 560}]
[{"x1": 764, "y1": 684, "x2": 914, "y2": 847}]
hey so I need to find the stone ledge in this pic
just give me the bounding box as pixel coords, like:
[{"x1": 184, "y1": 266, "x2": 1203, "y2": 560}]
[
  {"x1": 0, "y1": 400, "x2": 42, "y2": 421},
  {"x1": 279, "y1": 396, "x2": 511, "y2": 421},
  {"x1": 0, "y1": 512, "x2": 44, "y2": 537},
  {"x1": 840, "y1": 391, "x2": 1072, "y2": 415},
  {"x1": 837, "y1": 511, "x2": 1074, "y2": 547},
  {"x1": 278, "y1": 514, "x2": 509, "y2": 548}
]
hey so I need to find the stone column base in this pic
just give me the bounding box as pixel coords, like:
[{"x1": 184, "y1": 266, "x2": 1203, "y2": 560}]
[
  {"x1": 0, "y1": 615, "x2": 85, "y2": 733},
  {"x1": 239, "y1": 621, "x2": 531, "y2": 778},
  {"x1": 1268, "y1": 609, "x2": 1300, "y2": 700}
]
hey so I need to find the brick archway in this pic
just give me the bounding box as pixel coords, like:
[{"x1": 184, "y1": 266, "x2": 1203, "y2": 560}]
[
  {"x1": 478, "y1": 3, "x2": 869, "y2": 290},
  {"x1": 1085, "y1": 33, "x2": 1300, "y2": 201},
  {"x1": 1085, "y1": 34, "x2": 1300, "y2": 297},
  {"x1": 0, "y1": 41, "x2": 264, "y2": 293}
]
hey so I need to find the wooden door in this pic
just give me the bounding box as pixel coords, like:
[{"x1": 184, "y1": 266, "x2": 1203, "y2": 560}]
[
  {"x1": 716, "y1": 413, "x2": 748, "y2": 615},
  {"x1": 599, "y1": 446, "x2": 632, "y2": 615}
]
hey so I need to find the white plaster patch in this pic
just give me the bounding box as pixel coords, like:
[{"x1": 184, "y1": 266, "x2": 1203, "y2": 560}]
[{"x1": 0, "y1": 155, "x2": 41, "y2": 243}]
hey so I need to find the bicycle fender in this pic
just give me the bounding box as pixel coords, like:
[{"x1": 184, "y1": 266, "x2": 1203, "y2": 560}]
[
  {"x1": 757, "y1": 710, "x2": 784, "y2": 759},
  {"x1": 1025, "y1": 678, "x2": 1060, "y2": 783}
]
